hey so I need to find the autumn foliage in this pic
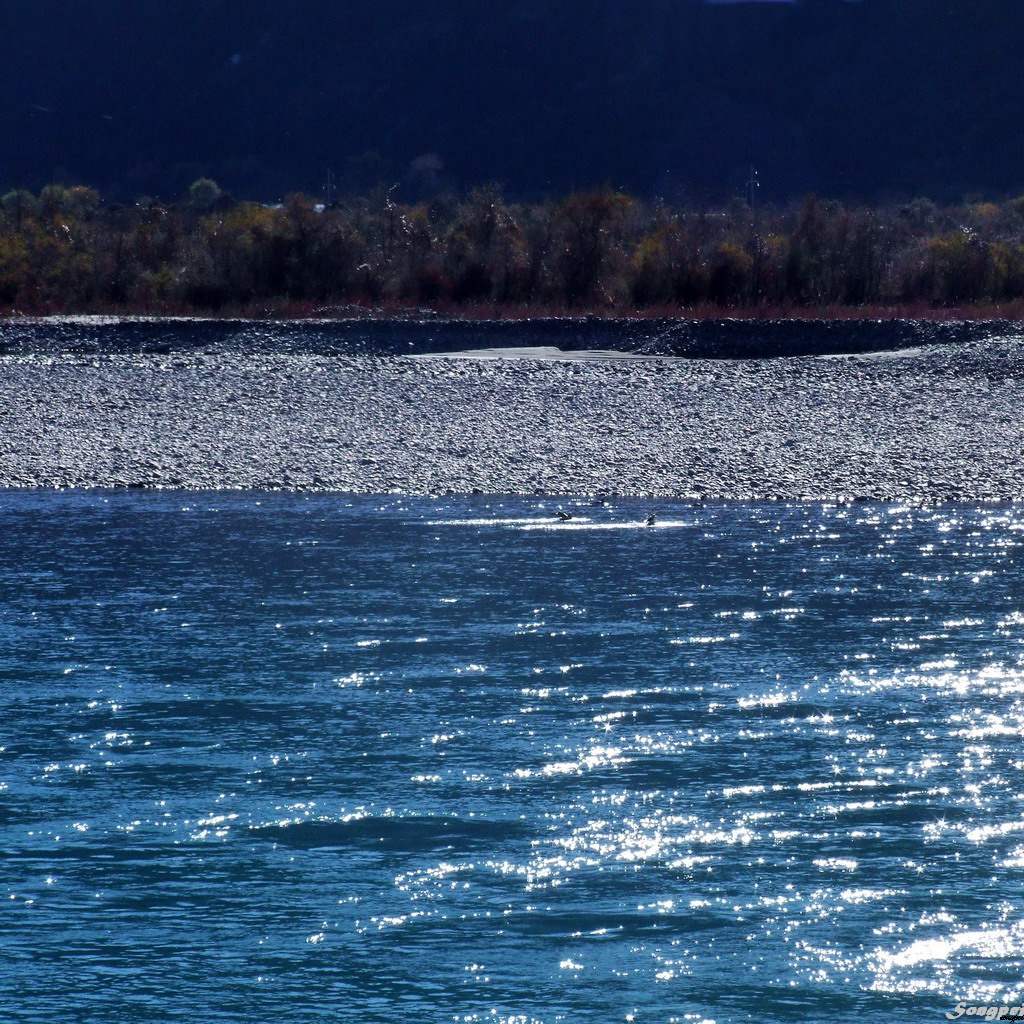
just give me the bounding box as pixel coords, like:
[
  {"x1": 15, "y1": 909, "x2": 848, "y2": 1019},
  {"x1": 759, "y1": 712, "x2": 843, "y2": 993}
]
[{"x1": 6, "y1": 183, "x2": 1024, "y2": 316}]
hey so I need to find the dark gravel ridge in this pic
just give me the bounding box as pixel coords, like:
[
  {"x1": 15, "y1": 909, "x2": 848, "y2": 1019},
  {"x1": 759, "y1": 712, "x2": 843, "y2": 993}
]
[{"x1": 0, "y1": 315, "x2": 1018, "y2": 359}]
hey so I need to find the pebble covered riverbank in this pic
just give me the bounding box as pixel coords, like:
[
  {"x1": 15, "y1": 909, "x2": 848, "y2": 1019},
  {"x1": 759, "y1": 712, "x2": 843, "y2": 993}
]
[{"x1": 0, "y1": 321, "x2": 1022, "y2": 500}]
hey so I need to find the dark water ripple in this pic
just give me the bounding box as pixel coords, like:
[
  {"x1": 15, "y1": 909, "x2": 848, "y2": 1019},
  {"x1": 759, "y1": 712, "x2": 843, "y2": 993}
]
[{"x1": 1, "y1": 493, "x2": 1023, "y2": 1022}]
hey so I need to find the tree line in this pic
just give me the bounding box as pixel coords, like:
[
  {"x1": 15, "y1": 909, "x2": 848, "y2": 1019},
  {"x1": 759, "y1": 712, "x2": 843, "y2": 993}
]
[{"x1": 3, "y1": 179, "x2": 1024, "y2": 316}]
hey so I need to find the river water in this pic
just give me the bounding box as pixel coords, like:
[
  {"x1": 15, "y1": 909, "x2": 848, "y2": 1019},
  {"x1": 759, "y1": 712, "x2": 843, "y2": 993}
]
[{"x1": 2, "y1": 493, "x2": 1023, "y2": 1022}]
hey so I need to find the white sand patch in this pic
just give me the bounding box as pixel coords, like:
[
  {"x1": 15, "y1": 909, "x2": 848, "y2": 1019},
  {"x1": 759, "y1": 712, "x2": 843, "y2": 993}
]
[{"x1": 410, "y1": 346, "x2": 674, "y2": 362}]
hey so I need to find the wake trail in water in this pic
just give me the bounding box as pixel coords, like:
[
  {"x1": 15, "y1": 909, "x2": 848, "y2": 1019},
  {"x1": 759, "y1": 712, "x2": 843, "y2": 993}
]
[{"x1": 428, "y1": 517, "x2": 692, "y2": 530}]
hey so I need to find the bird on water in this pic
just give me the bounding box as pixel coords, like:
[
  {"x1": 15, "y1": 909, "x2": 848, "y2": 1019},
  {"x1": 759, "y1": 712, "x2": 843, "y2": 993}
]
[{"x1": 556, "y1": 510, "x2": 574, "y2": 522}]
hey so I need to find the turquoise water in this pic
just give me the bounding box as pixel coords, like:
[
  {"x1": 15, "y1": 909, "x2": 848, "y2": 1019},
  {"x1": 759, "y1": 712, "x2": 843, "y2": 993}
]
[{"x1": 2, "y1": 493, "x2": 1023, "y2": 1023}]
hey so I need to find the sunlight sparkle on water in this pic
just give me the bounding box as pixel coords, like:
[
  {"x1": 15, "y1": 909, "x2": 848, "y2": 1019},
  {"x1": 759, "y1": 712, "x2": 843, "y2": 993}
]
[{"x1": 1, "y1": 494, "x2": 1023, "y2": 1022}]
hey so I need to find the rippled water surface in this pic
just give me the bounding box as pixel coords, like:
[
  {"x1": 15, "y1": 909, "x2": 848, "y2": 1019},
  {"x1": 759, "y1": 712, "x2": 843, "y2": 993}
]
[{"x1": 2, "y1": 493, "x2": 1024, "y2": 1023}]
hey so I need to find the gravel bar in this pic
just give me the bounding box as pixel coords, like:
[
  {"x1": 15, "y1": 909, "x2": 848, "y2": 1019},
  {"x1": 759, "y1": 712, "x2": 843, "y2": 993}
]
[{"x1": 1, "y1": 334, "x2": 1022, "y2": 500}]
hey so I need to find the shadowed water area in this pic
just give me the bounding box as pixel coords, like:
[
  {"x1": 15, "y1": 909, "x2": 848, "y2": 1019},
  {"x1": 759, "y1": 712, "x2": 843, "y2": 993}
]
[{"x1": 1, "y1": 493, "x2": 1023, "y2": 1022}]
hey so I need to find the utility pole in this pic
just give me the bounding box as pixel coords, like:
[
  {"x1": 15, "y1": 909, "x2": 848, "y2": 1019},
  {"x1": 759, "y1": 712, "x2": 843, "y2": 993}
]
[
  {"x1": 323, "y1": 168, "x2": 337, "y2": 208},
  {"x1": 746, "y1": 166, "x2": 760, "y2": 212}
]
